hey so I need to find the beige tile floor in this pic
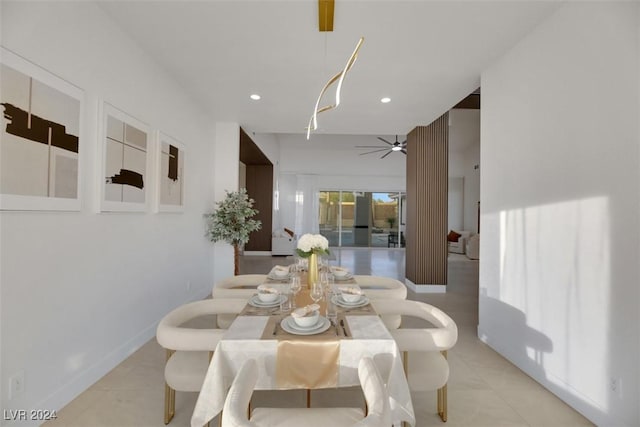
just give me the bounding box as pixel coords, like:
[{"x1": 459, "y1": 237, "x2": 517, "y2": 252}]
[{"x1": 45, "y1": 248, "x2": 593, "y2": 427}]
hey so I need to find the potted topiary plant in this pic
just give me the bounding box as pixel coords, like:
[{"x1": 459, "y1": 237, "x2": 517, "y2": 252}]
[
  {"x1": 387, "y1": 216, "x2": 396, "y2": 230},
  {"x1": 205, "y1": 188, "x2": 261, "y2": 275}
]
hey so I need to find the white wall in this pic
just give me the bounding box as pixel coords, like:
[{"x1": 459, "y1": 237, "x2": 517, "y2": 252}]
[
  {"x1": 480, "y1": 3, "x2": 639, "y2": 426},
  {"x1": 448, "y1": 149, "x2": 465, "y2": 177},
  {"x1": 449, "y1": 109, "x2": 481, "y2": 233},
  {"x1": 278, "y1": 133, "x2": 406, "y2": 178},
  {"x1": 448, "y1": 177, "x2": 464, "y2": 231},
  {"x1": 212, "y1": 122, "x2": 240, "y2": 281},
  {"x1": 463, "y1": 142, "x2": 480, "y2": 233},
  {"x1": 0, "y1": 2, "x2": 216, "y2": 423}
]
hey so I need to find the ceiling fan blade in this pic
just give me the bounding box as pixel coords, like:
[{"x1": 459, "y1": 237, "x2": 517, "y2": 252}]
[
  {"x1": 401, "y1": 149, "x2": 407, "y2": 154},
  {"x1": 356, "y1": 145, "x2": 388, "y2": 148},
  {"x1": 401, "y1": 140, "x2": 407, "y2": 146},
  {"x1": 360, "y1": 148, "x2": 391, "y2": 155},
  {"x1": 377, "y1": 137, "x2": 393, "y2": 146},
  {"x1": 380, "y1": 150, "x2": 393, "y2": 159}
]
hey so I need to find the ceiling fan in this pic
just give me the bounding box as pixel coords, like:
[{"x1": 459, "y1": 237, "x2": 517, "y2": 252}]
[{"x1": 357, "y1": 135, "x2": 407, "y2": 159}]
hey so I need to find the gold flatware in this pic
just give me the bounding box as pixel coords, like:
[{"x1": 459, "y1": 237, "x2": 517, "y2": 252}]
[{"x1": 332, "y1": 319, "x2": 341, "y2": 336}]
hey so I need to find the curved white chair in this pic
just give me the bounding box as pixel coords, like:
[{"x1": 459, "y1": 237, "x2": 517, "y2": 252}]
[
  {"x1": 212, "y1": 275, "x2": 267, "y2": 328},
  {"x1": 157, "y1": 298, "x2": 247, "y2": 424},
  {"x1": 351, "y1": 275, "x2": 407, "y2": 329},
  {"x1": 222, "y1": 357, "x2": 390, "y2": 427},
  {"x1": 371, "y1": 299, "x2": 458, "y2": 422}
]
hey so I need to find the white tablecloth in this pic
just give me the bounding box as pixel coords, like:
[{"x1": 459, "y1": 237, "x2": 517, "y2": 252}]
[{"x1": 191, "y1": 315, "x2": 415, "y2": 427}]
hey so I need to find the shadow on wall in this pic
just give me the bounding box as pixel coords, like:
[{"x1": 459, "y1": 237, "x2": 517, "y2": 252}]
[{"x1": 479, "y1": 293, "x2": 553, "y2": 380}]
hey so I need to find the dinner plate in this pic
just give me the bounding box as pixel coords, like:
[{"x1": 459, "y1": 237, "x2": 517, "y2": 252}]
[
  {"x1": 281, "y1": 316, "x2": 331, "y2": 335},
  {"x1": 248, "y1": 294, "x2": 287, "y2": 308},
  {"x1": 331, "y1": 294, "x2": 369, "y2": 308},
  {"x1": 284, "y1": 316, "x2": 321, "y2": 331},
  {"x1": 267, "y1": 272, "x2": 291, "y2": 281},
  {"x1": 333, "y1": 273, "x2": 353, "y2": 281}
]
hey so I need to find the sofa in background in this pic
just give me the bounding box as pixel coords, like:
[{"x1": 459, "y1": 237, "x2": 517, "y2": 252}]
[
  {"x1": 271, "y1": 228, "x2": 296, "y2": 256},
  {"x1": 448, "y1": 230, "x2": 472, "y2": 254},
  {"x1": 466, "y1": 234, "x2": 479, "y2": 259}
]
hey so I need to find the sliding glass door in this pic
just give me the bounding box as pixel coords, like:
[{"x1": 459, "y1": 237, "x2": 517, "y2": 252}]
[{"x1": 319, "y1": 190, "x2": 405, "y2": 248}]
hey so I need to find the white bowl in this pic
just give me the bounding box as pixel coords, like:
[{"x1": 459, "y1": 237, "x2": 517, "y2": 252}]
[
  {"x1": 293, "y1": 310, "x2": 319, "y2": 328},
  {"x1": 332, "y1": 269, "x2": 349, "y2": 278},
  {"x1": 341, "y1": 291, "x2": 362, "y2": 303},
  {"x1": 273, "y1": 269, "x2": 289, "y2": 278},
  {"x1": 258, "y1": 291, "x2": 279, "y2": 303}
]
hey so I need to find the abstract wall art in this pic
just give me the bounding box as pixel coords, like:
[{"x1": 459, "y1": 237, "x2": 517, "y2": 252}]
[
  {"x1": 155, "y1": 131, "x2": 184, "y2": 212},
  {"x1": 100, "y1": 103, "x2": 150, "y2": 212},
  {"x1": 0, "y1": 48, "x2": 83, "y2": 210}
]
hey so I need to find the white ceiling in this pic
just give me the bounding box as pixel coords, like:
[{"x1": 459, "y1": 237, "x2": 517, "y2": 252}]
[{"x1": 98, "y1": 1, "x2": 561, "y2": 137}]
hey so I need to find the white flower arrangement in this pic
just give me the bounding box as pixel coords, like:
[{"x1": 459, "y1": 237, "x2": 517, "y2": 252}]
[{"x1": 296, "y1": 233, "x2": 330, "y2": 258}]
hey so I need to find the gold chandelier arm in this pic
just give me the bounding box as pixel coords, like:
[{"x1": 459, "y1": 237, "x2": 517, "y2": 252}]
[
  {"x1": 334, "y1": 36, "x2": 363, "y2": 107},
  {"x1": 307, "y1": 70, "x2": 342, "y2": 138},
  {"x1": 306, "y1": 37, "x2": 364, "y2": 139}
]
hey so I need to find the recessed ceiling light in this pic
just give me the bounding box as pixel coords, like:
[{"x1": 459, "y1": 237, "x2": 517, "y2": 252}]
[
  {"x1": 250, "y1": 94, "x2": 261, "y2": 100},
  {"x1": 380, "y1": 97, "x2": 391, "y2": 103}
]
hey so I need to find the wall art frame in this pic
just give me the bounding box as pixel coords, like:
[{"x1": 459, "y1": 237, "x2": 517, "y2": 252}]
[
  {"x1": 155, "y1": 131, "x2": 185, "y2": 213},
  {"x1": 98, "y1": 102, "x2": 152, "y2": 212},
  {"x1": 0, "y1": 47, "x2": 84, "y2": 211}
]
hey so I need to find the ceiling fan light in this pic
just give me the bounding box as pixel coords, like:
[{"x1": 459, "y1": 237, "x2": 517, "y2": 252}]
[
  {"x1": 391, "y1": 145, "x2": 402, "y2": 151},
  {"x1": 250, "y1": 94, "x2": 261, "y2": 100},
  {"x1": 380, "y1": 97, "x2": 391, "y2": 103}
]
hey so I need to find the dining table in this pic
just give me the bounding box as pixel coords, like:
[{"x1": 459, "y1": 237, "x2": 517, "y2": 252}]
[{"x1": 190, "y1": 273, "x2": 415, "y2": 427}]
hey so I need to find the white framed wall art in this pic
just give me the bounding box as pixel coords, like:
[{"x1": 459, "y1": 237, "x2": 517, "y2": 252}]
[
  {"x1": 99, "y1": 102, "x2": 151, "y2": 212},
  {"x1": 155, "y1": 131, "x2": 185, "y2": 213},
  {"x1": 0, "y1": 47, "x2": 83, "y2": 211}
]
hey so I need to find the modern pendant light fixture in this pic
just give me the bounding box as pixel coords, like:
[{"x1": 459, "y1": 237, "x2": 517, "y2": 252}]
[{"x1": 306, "y1": 37, "x2": 364, "y2": 139}]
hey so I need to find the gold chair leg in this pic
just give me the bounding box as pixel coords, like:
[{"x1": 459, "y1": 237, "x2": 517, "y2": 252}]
[
  {"x1": 402, "y1": 351, "x2": 408, "y2": 375},
  {"x1": 438, "y1": 384, "x2": 448, "y2": 422},
  {"x1": 401, "y1": 351, "x2": 408, "y2": 427},
  {"x1": 164, "y1": 382, "x2": 175, "y2": 424},
  {"x1": 439, "y1": 350, "x2": 448, "y2": 422},
  {"x1": 164, "y1": 349, "x2": 176, "y2": 424}
]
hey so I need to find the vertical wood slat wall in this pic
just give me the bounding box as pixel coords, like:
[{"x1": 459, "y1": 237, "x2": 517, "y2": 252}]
[
  {"x1": 406, "y1": 113, "x2": 449, "y2": 285},
  {"x1": 244, "y1": 164, "x2": 273, "y2": 251}
]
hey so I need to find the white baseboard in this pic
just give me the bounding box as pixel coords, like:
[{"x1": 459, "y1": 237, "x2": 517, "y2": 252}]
[
  {"x1": 12, "y1": 323, "x2": 159, "y2": 427},
  {"x1": 4, "y1": 290, "x2": 213, "y2": 427},
  {"x1": 477, "y1": 325, "x2": 628, "y2": 427},
  {"x1": 404, "y1": 278, "x2": 446, "y2": 293}
]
